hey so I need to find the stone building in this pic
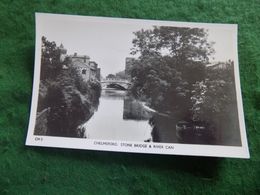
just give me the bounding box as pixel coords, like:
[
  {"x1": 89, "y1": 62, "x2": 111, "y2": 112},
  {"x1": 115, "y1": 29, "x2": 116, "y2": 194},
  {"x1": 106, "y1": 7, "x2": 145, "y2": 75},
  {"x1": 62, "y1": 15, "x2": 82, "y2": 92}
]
[
  {"x1": 58, "y1": 43, "x2": 67, "y2": 62},
  {"x1": 96, "y1": 68, "x2": 101, "y2": 81},
  {"x1": 69, "y1": 53, "x2": 100, "y2": 82},
  {"x1": 89, "y1": 61, "x2": 98, "y2": 80},
  {"x1": 57, "y1": 43, "x2": 100, "y2": 82},
  {"x1": 71, "y1": 52, "x2": 90, "y2": 64}
]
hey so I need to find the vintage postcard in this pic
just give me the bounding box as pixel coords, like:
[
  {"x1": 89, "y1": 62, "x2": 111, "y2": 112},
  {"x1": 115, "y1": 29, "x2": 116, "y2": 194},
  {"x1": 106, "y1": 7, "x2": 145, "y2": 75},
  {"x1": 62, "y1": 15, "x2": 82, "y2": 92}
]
[{"x1": 26, "y1": 13, "x2": 249, "y2": 158}]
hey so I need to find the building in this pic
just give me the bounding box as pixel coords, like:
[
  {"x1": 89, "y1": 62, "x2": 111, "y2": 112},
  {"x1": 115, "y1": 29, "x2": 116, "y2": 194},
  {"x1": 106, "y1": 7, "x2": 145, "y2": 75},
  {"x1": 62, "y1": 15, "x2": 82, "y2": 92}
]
[
  {"x1": 71, "y1": 53, "x2": 90, "y2": 64},
  {"x1": 89, "y1": 61, "x2": 98, "y2": 80},
  {"x1": 58, "y1": 43, "x2": 67, "y2": 62},
  {"x1": 69, "y1": 53, "x2": 100, "y2": 82},
  {"x1": 96, "y1": 68, "x2": 101, "y2": 81}
]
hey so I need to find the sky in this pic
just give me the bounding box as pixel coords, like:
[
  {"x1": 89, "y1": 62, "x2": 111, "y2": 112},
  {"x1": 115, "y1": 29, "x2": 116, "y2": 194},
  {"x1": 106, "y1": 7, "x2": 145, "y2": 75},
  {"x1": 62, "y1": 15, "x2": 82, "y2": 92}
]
[{"x1": 38, "y1": 14, "x2": 237, "y2": 77}]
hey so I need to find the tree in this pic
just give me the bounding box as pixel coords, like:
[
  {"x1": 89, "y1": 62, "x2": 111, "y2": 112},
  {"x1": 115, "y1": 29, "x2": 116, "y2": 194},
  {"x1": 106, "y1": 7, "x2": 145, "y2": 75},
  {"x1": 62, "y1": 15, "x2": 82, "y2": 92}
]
[
  {"x1": 190, "y1": 62, "x2": 238, "y2": 142},
  {"x1": 37, "y1": 37, "x2": 102, "y2": 138},
  {"x1": 129, "y1": 26, "x2": 214, "y2": 118},
  {"x1": 191, "y1": 61, "x2": 236, "y2": 121},
  {"x1": 41, "y1": 36, "x2": 62, "y2": 81},
  {"x1": 131, "y1": 26, "x2": 215, "y2": 84},
  {"x1": 131, "y1": 26, "x2": 214, "y2": 62},
  {"x1": 106, "y1": 74, "x2": 116, "y2": 79}
]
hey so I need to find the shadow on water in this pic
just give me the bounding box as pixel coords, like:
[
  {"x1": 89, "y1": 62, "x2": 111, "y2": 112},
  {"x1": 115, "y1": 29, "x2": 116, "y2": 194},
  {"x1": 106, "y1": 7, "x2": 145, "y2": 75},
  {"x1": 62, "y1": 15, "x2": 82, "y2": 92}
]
[
  {"x1": 123, "y1": 97, "x2": 153, "y2": 120},
  {"x1": 101, "y1": 89, "x2": 127, "y2": 99},
  {"x1": 149, "y1": 115, "x2": 179, "y2": 143}
]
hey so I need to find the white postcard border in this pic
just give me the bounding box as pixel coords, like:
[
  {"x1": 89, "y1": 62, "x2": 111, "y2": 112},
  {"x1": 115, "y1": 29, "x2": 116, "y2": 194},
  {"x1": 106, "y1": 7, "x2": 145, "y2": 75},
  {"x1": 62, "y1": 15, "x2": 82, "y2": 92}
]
[{"x1": 26, "y1": 13, "x2": 250, "y2": 159}]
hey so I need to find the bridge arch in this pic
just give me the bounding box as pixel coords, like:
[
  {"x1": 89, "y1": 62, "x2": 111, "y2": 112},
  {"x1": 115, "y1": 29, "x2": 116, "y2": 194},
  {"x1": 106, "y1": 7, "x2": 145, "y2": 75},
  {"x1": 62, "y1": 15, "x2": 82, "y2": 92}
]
[{"x1": 101, "y1": 79, "x2": 131, "y2": 90}]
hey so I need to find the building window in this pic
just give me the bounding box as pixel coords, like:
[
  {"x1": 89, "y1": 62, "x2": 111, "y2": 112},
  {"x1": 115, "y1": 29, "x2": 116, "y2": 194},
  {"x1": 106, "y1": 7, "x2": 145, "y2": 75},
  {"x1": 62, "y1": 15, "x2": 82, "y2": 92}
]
[{"x1": 82, "y1": 69, "x2": 86, "y2": 74}]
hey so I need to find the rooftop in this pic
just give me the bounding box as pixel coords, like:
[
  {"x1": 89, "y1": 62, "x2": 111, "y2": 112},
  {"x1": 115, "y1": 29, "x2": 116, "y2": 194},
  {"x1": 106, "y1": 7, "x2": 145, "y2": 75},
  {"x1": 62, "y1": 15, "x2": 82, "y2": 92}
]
[{"x1": 69, "y1": 52, "x2": 90, "y2": 59}]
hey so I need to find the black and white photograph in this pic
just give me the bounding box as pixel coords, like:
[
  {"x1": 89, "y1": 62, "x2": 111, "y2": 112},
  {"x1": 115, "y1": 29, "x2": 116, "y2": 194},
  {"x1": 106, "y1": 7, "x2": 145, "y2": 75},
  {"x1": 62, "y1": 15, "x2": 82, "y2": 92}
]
[{"x1": 26, "y1": 13, "x2": 249, "y2": 158}]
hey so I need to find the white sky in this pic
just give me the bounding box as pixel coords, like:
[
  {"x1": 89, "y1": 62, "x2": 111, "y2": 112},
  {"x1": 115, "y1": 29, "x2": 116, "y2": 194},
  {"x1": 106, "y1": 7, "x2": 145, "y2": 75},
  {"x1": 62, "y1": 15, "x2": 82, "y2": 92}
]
[{"x1": 37, "y1": 14, "x2": 237, "y2": 77}]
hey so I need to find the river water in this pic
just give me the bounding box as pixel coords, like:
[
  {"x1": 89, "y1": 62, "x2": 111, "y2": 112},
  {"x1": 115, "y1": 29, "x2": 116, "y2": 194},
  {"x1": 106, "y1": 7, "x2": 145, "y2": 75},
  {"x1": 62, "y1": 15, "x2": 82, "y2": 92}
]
[
  {"x1": 81, "y1": 89, "x2": 212, "y2": 145},
  {"x1": 82, "y1": 90, "x2": 153, "y2": 142}
]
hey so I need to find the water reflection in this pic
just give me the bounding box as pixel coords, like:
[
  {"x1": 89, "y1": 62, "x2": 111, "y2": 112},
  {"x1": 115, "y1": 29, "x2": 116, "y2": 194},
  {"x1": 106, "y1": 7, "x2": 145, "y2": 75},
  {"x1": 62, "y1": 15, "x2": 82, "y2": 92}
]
[
  {"x1": 100, "y1": 89, "x2": 126, "y2": 99},
  {"x1": 81, "y1": 89, "x2": 216, "y2": 145},
  {"x1": 149, "y1": 115, "x2": 178, "y2": 143},
  {"x1": 82, "y1": 90, "x2": 153, "y2": 142},
  {"x1": 123, "y1": 98, "x2": 152, "y2": 120}
]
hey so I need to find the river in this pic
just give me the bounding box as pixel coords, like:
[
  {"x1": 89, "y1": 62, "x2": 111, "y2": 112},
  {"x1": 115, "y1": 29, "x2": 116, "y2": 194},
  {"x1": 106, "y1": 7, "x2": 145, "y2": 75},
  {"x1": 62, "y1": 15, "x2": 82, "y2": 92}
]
[
  {"x1": 82, "y1": 90, "x2": 154, "y2": 142},
  {"x1": 80, "y1": 89, "x2": 212, "y2": 144}
]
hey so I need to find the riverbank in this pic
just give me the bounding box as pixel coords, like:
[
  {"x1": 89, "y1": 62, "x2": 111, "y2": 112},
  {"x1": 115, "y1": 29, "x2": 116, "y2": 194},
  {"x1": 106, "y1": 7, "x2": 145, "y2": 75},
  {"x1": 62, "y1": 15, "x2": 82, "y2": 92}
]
[{"x1": 34, "y1": 67, "x2": 101, "y2": 138}]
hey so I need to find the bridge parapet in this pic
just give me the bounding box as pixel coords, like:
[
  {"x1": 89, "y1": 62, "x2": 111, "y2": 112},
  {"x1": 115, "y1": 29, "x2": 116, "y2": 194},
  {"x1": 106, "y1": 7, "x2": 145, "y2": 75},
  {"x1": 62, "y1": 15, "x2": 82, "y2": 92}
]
[
  {"x1": 101, "y1": 78, "x2": 131, "y2": 90},
  {"x1": 101, "y1": 78, "x2": 130, "y2": 84}
]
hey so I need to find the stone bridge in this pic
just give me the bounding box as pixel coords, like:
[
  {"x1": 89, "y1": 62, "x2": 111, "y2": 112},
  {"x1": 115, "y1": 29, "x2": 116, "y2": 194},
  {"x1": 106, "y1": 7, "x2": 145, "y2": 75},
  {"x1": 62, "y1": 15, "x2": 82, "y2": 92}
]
[{"x1": 101, "y1": 78, "x2": 131, "y2": 90}]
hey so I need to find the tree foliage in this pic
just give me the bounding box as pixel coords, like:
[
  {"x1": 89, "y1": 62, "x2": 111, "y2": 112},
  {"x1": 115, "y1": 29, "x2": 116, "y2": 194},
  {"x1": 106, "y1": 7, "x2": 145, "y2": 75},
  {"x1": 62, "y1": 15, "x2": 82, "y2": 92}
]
[
  {"x1": 41, "y1": 36, "x2": 62, "y2": 81},
  {"x1": 131, "y1": 26, "x2": 214, "y2": 64},
  {"x1": 129, "y1": 26, "x2": 214, "y2": 119},
  {"x1": 37, "y1": 37, "x2": 101, "y2": 137},
  {"x1": 191, "y1": 61, "x2": 236, "y2": 123},
  {"x1": 106, "y1": 74, "x2": 116, "y2": 79}
]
